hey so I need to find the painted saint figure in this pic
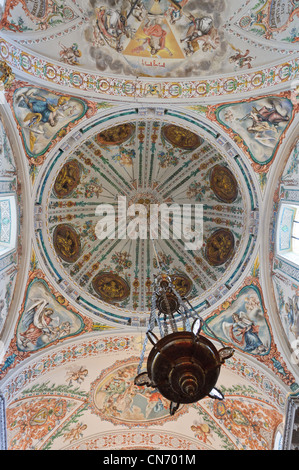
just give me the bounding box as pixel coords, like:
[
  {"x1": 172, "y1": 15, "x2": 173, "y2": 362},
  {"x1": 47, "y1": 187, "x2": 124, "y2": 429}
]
[
  {"x1": 229, "y1": 312, "x2": 267, "y2": 354},
  {"x1": 54, "y1": 160, "x2": 81, "y2": 198},
  {"x1": 19, "y1": 299, "x2": 58, "y2": 350},
  {"x1": 132, "y1": 18, "x2": 173, "y2": 56},
  {"x1": 55, "y1": 227, "x2": 80, "y2": 262},
  {"x1": 180, "y1": 15, "x2": 213, "y2": 55},
  {"x1": 94, "y1": 6, "x2": 135, "y2": 52},
  {"x1": 236, "y1": 101, "x2": 291, "y2": 148},
  {"x1": 17, "y1": 89, "x2": 70, "y2": 129},
  {"x1": 250, "y1": 105, "x2": 290, "y2": 125}
]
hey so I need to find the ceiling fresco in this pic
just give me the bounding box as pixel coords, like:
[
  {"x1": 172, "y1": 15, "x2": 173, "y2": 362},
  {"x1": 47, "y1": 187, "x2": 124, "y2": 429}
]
[
  {"x1": 0, "y1": 0, "x2": 298, "y2": 453},
  {"x1": 0, "y1": 0, "x2": 81, "y2": 32},
  {"x1": 208, "y1": 93, "x2": 295, "y2": 172},
  {"x1": 34, "y1": 118, "x2": 255, "y2": 321},
  {"x1": 1, "y1": 330, "x2": 286, "y2": 450},
  {"x1": 0, "y1": 0, "x2": 297, "y2": 82},
  {"x1": 226, "y1": 0, "x2": 299, "y2": 45},
  {"x1": 5, "y1": 81, "x2": 98, "y2": 167}
]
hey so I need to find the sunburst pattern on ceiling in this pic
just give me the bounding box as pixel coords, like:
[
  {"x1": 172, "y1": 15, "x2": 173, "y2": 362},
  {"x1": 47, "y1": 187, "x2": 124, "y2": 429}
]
[{"x1": 35, "y1": 118, "x2": 254, "y2": 321}]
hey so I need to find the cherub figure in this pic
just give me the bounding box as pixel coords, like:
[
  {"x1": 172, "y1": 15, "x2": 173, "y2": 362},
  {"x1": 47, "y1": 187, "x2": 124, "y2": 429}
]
[
  {"x1": 229, "y1": 47, "x2": 255, "y2": 69},
  {"x1": 180, "y1": 15, "x2": 213, "y2": 55},
  {"x1": 59, "y1": 42, "x2": 82, "y2": 66},
  {"x1": 63, "y1": 423, "x2": 87, "y2": 443},
  {"x1": 66, "y1": 366, "x2": 88, "y2": 386}
]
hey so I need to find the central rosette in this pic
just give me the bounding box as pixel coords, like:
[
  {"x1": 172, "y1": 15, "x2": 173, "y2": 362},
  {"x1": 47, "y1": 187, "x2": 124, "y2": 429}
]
[{"x1": 128, "y1": 191, "x2": 161, "y2": 219}]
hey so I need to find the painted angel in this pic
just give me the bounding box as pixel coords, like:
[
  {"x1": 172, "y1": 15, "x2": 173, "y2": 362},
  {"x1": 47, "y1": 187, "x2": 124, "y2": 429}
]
[
  {"x1": 59, "y1": 42, "x2": 82, "y2": 66},
  {"x1": 19, "y1": 299, "x2": 59, "y2": 349},
  {"x1": 17, "y1": 89, "x2": 70, "y2": 130},
  {"x1": 222, "y1": 311, "x2": 267, "y2": 354},
  {"x1": 229, "y1": 47, "x2": 255, "y2": 69}
]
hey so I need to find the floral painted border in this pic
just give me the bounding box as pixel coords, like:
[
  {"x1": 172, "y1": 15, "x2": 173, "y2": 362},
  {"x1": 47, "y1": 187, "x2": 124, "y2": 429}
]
[{"x1": 0, "y1": 37, "x2": 298, "y2": 101}]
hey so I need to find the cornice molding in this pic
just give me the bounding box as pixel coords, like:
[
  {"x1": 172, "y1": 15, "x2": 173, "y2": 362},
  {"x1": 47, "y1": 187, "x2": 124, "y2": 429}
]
[
  {"x1": 0, "y1": 33, "x2": 298, "y2": 103},
  {"x1": 0, "y1": 393, "x2": 7, "y2": 451}
]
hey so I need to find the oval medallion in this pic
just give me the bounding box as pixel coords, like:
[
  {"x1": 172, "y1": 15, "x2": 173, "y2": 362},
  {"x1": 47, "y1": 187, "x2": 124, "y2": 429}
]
[
  {"x1": 53, "y1": 224, "x2": 81, "y2": 263},
  {"x1": 92, "y1": 272, "x2": 130, "y2": 303},
  {"x1": 162, "y1": 124, "x2": 202, "y2": 150},
  {"x1": 206, "y1": 229, "x2": 235, "y2": 266},
  {"x1": 96, "y1": 123, "x2": 135, "y2": 146},
  {"x1": 210, "y1": 165, "x2": 238, "y2": 203},
  {"x1": 53, "y1": 160, "x2": 81, "y2": 198},
  {"x1": 170, "y1": 273, "x2": 193, "y2": 297}
]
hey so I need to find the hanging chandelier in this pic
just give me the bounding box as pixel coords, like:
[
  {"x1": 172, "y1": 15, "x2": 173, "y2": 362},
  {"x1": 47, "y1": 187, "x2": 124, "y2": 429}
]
[{"x1": 134, "y1": 267, "x2": 234, "y2": 416}]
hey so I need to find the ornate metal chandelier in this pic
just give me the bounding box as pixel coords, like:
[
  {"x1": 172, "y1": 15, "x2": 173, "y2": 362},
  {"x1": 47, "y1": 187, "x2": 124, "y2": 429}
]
[{"x1": 135, "y1": 267, "x2": 234, "y2": 415}]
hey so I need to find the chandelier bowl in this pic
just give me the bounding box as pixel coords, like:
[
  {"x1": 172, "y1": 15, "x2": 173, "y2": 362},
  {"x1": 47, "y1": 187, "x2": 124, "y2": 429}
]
[{"x1": 146, "y1": 330, "x2": 222, "y2": 404}]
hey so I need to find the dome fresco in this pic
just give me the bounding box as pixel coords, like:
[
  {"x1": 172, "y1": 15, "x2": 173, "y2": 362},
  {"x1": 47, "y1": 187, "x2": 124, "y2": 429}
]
[
  {"x1": 1, "y1": 0, "x2": 297, "y2": 80},
  {"x1": 0, "y1": 0, "x2": 298, "y2": 453},
  {"x1": 35, "y1": 117, "x2": 254, "y2": 322},
  {"x1": 0, "y1": 0, "x2": 298, "y2": 101}
]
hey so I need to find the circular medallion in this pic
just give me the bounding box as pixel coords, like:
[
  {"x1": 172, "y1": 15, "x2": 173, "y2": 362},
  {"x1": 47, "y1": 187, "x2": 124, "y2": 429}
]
[
  {"x1": 96, "y1": 123, "x2": 135, "y2": 146},
  {"x1": 210, "y1": 165, "x2": 238, "y2": 203},
  {"x1": 54, "y1": 160, "x2": 81, "y2": 198},
  {"x1": 206, "y1": 229, "x2": 235, "y2": 266},
  {"x1": 162, "y1": 125, "x2": 202, "y2": 150},
  {"x1": 170, "y1": 273, "x2": 193, "y2": 298},
  {"x1": 53, "y1": 224, "x2": 81, "y2": 263},
  {"x1": 92, "y1": 272, "x2": 130, "y2": 303}
]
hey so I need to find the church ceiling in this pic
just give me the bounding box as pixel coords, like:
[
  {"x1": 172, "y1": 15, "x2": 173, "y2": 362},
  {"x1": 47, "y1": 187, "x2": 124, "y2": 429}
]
[
  {"x1": 0, "y1": 0, "x2": 298, "y2": 453},
  {"x1": 1, "y1": 0, "x2": 297, "y2": 78}
]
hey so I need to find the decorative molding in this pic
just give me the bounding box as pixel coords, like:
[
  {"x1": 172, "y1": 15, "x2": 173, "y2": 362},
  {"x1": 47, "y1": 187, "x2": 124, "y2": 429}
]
[
  {"x1": 0, "y1": 393, "x2": 7, "y2": 451},
  {"x1": 283, "y1": 395, "x2": 299, "y2": 450},
  {"x1": 0, "y1": 35, "x2": 298, "y2": 101}
]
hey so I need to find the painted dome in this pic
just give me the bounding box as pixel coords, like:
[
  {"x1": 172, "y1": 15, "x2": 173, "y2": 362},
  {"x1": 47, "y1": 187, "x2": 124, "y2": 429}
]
[{"x1": 35, "y1": 115, "x2": 256, "y2": 324}]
